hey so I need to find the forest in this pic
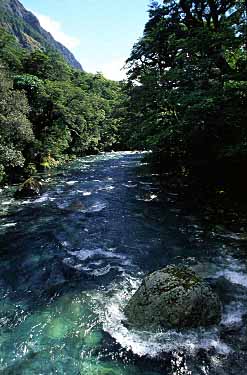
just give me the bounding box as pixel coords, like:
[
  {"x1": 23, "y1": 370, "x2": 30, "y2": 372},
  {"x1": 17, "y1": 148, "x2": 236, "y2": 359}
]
[
  {"x1": 1, "y1": 0, "x2": 247, "y2": 202},
  {"x1": 123, "y1": 0, "x2": 247, "y2": 198},
  {"x1": 0, "y1": 27, "x2": 124, "y2": 184}
]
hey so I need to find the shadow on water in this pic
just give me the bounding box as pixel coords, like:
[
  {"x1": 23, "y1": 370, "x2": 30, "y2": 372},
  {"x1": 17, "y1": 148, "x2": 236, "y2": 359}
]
[{"x1": 0, "y1": 152, "x2": 247, "y2": 374}]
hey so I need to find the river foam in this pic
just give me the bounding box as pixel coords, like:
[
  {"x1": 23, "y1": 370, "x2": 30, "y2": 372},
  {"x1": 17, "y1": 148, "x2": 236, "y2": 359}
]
[{"x1": 93, "y1": 275, "x2": 231, "y2": 358}]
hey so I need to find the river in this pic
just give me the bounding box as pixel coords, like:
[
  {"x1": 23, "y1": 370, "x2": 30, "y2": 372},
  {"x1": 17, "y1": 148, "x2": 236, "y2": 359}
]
[{"x1": 0, "y1": 151, "x2": 247, "y2": 374}]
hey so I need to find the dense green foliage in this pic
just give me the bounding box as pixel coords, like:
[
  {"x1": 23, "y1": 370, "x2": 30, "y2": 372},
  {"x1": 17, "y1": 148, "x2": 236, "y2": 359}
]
[
  {"x1": 0, "y1": 29, "x2": 124, "y2": 183},
  {"x1": 2, "y1": 0, "x2": 247, "y2": 193},
  {"x1": 124, "y1": 0, "x2": 247, "y2": 188}
]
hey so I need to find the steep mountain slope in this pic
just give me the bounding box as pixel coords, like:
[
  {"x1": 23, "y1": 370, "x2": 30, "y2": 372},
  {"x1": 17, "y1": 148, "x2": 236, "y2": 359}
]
[{"x1": 0, "y1": 0, "x2": 83, "y2": 70}]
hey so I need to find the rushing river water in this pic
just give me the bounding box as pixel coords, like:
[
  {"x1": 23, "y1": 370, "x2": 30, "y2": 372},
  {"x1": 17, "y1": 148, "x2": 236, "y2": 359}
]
[{"x1": 0, "y1": 151, "x2": 247, "y2": 374}]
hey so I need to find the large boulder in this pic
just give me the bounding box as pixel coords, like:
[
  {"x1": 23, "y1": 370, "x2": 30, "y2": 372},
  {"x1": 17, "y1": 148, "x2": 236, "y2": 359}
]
[
  {"x1": 14, "y1": 177, "x2": 42, "y2": 198},
  {"x1": 124, "y1": 265, "x2": 222, "y2": 330}
]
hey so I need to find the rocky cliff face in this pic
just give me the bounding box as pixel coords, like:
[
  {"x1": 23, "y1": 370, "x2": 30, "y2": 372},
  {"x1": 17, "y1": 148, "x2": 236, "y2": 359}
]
[{"x1": 0, "y1": 0, "x2": 83, "y2": 70}]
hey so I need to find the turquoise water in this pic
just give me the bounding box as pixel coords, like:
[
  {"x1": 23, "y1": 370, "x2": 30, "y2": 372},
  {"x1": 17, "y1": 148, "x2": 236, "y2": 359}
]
[{"x1": 0, "y1": 152, "x2": 247, "y2": 374}]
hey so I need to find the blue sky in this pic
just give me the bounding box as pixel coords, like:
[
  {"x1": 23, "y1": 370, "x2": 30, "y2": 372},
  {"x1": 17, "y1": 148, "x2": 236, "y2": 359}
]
[{"x1": 21, "y1": 0, "x2": 151, "y2": 80}]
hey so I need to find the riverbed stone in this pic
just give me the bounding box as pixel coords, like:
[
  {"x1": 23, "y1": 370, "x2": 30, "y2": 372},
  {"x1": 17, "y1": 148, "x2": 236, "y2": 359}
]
[
  {"x1": 124, "y1": 265, "x2": 222, "y2": 329},
  {"x1": 14, "y1": 177, "x2": 42, "y2": 198}
]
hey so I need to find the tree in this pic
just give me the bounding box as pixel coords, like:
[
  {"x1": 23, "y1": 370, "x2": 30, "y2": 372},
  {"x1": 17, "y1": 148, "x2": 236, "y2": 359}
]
[
  {"x1": 0, "y1": 69, "x2": 33, "y2": 182},
  {"x1": 0, "y1": 27, "x2": 125, "y2": 183},
  {"x1": 0, "y1": 27, "x2": 25, "y2": 71},
  {"x1": 124, "y1": 0, "x2": 247, "y2": 170},
  {"x1": 23, "y1": 49, "x2": 72, "y2": 81}
]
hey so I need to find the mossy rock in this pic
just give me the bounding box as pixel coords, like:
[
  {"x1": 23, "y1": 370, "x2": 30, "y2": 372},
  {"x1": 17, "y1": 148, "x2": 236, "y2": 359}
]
[
  {"x1": 124, "y1": 265, "x2": 222, "y2": 330},
  {"x1": 14, "y1": 177, "x2": 42, "y2": 198}
]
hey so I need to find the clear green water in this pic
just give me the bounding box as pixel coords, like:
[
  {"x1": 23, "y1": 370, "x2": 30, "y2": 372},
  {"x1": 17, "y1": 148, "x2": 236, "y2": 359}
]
[{"x1": 0, "y1": 152, "x2": 247, "y2": 374}]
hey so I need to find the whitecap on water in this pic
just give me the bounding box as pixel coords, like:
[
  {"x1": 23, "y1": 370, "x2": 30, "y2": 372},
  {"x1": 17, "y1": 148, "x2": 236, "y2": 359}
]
[
  {"x1": 77, "y1": 190, "x2": 92, "y2": 196},
  {"x1": 34, "y1": 193, "x2": 50, "y2": 203},
  {"x1": 20, "y1": 199, "x2": 32, "y2": 205},
  {"x1": 74, "y1": 264, "x2": 92, "y2": 272},
  {"x1": 61, "y1": 240, "x2": 71, "y2": 248},
  {"x1": 139, "y1": 162, "x2": 148, "y2": 166},
  {"x1": 56, "y1": 201, "x2": 69, "y2": 209},
  {"x1": 66, "y1": 181, "x2": 78, "y2": 186},
  {"x1": 139, "y1": 182, "x2": 154, "y2": 186},
  {"x1": 90, "y1": 264, "x2": 112, "y2": 277},
  {"x1": 68, "y1": 248, "x2": 127, "y2": 262},
  {"x1": 98, "y1": 185, "x2": 115, "y2": 192},
  {"x1": 1, "y1": 222, "x2": 17, "y2": 228},
  {"x1": 123, "y1": 184, "x2": 137, "y2": 188},
  {"x1": 63, "y1": 260, "x2": 104, "y2": 274},
  {"x1": 214, "y1": 255, "x2": 247, "y2": 288},
  {"x1": 92, "y1": 276, "x2": 231, "y2": 358},
  {"x1": 56, "y1": 199, "x2": 106, "y2": 213},
  {"x1": 86, "y1": 202, "x2": 107, "y2": 213},
  {"x1": 219, "y1": 269, "x2": 247, "y2": 288},
  {"x1": 217, "y1": 231, "x2": 243, "y2": 241},
  {"x1": 192, "y1": 255, "x2": 247, "y2": 331},
  {"x1": 222, "y1": 302, "x2": 245, "y2": 325},
  {"x1": 136, "y1": 194, "x2": 158, "y2": 202},
  {"x1": 193, "y1": 254, "x2": 247, "y2": 290}
]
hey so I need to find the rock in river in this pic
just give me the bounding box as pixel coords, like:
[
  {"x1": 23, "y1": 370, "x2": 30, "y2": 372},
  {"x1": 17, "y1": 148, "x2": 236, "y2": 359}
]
[
  {"x1": 124, "y1": 265, "x2": 222, "y2": 330},
  {"x1": 14, "y1": 177, "x2": 42, "y2": 198}
]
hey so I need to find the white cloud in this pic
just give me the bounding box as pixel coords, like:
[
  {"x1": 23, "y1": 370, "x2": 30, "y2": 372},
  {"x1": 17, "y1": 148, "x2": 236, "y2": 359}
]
[
  {"x1": 32, "y1": 10, "x2": 126, "y2": 80},
  {"x1": 82, "y1": 58, "x2": 127, "y2": 81},
  {"x1": 101, "y1": 58, "x2": 127, "y2": 81},
  {"x1": 33, "y1": 12, "x2": 80, "y2": 50}
]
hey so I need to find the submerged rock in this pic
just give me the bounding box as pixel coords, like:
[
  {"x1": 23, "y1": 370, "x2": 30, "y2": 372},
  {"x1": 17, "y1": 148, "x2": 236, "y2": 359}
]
[
  {"x1": 14, "y1": 177, "x2": 42, "y2": 198},
  {"x1": 124, "y1": 265, "x2": 221, "y2": 330}
]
